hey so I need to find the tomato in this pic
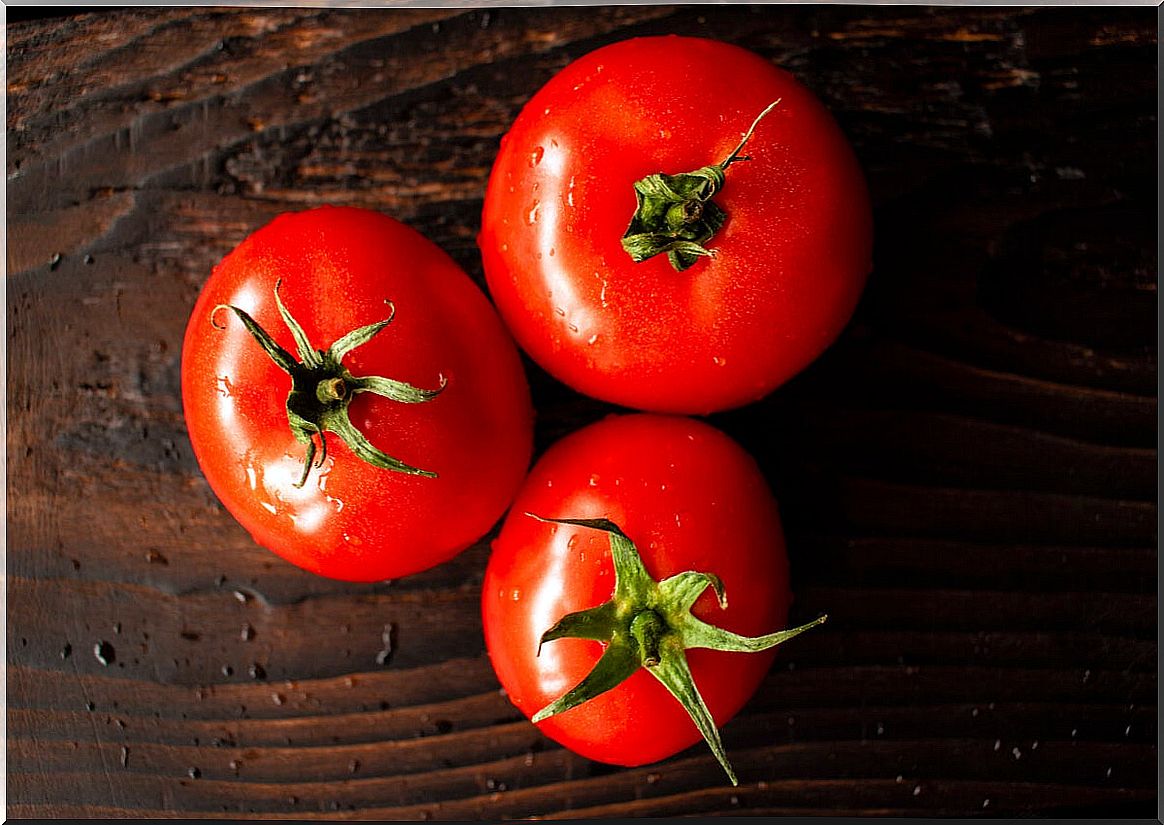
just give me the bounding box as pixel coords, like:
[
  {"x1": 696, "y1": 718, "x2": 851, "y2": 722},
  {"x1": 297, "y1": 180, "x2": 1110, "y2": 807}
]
[
  {"x1": 182, "y1": 206, "x2": 533, "y2": 582},
  {"x1": 480, "y1": 36, "x2": 872, "y2": 414},
  {"x1": 482, "y1": 414, "x2": 823, "y2": 782}
]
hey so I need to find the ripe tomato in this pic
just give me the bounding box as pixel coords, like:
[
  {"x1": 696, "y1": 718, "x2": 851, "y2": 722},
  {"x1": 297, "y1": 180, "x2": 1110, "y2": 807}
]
[
  {"x1": 482, "y1": 414, "x2": 823, "y2": 781},
  {"x1": 182, "y1": 206, "x2": 533, "y2": 582},
  {"x1": 480, "y1": 36, "x2": 872, "y2": 414}
]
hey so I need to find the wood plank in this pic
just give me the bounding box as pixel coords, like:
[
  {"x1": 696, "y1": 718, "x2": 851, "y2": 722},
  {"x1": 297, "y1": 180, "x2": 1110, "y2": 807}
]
[
  {"x1": 7, "y1": 741, "x2": 1158, "y2": 815},
  {"x1": 7, "y1": 5, "x2": 1156, "y2": 818}
]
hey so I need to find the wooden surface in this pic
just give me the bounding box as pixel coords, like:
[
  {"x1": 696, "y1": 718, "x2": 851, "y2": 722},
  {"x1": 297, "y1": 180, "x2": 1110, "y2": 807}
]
[{"x1": 6, "y1": 6, "x2": 1158, "y2": 819}]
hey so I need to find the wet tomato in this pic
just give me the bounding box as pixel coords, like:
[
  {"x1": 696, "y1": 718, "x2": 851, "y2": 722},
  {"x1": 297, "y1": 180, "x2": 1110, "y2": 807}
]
[
  {"x1": 480, "y1": 36, "x2": 873, "y2": 414},
  {"x1": 182, "y1": 206, "x2": 533, "y2": 582},
  {"x1": 482, "y1": 414, "x2": 824, "y2": 782}
]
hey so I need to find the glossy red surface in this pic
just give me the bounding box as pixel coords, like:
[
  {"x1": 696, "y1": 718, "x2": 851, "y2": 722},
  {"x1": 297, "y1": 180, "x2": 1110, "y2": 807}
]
[
  {"x1": 483, "y1": 414, "x2": 793, "y2": 767},
  {"x1": 182, "y1": 206, "x2": 533, "y2": 581},
  {"x1": 481, "y1": 36, "x2": 873, "y2": 414}
]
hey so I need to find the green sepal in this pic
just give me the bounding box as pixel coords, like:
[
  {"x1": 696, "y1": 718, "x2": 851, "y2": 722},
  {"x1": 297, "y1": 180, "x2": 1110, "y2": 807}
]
[
  {"x1": 273, "y1": 279, "x2": 323, "y2": 368},
  {"x1": 538, "y1": 601, "x2": 618, "y2": 654},
  {"x1": 213, "y1": 283, "x2": 444, "y2": 487},
  {"x1": 322, "y1": 408, "x2": 437, "y2": 478},
  {"x1": 530, "y1": 642, "x2": 639, "y2": 724},
  {"x1": 212, "y1": 304, "x2": 297, "y2": 374},
  {"x1": 331, "y1": 316, "x2": 393, "y2": 362},
  {"x1": 647, "y1": 635, "x2": 736, "y2": 786},
  {"x1": 528, "y1": 514, "x2": 826, "y2": 786},
  {"x1": 620, "y1": 99, "x2": 782, "y2": 272},
  {"x1": 526, "y1": 515, "x2": 653, "y2": 598},
  {"x1": 351, "y1": 374, "x2": 447, "y2": 404},
  {"x1": 621, "y1": 167, "x2": 727, "y2": 271},
  {"x1": 683, "y1": 613, "x2": 828, "y2": 654}
]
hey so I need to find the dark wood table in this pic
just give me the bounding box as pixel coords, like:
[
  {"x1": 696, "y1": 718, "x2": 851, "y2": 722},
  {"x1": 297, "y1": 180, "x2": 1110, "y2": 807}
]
[{"x1": 7, "y1": 6, "x2": 1157, "y2": 818}]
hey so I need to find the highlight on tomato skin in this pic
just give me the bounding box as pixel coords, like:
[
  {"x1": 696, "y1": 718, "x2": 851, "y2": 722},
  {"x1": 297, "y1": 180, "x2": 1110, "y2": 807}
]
[
  {"x1": 480, "y1": 35, "x2": 874, "y2": 415},
  {"x1": 181, "y1": 205, "x2": 534, "y2": 582},
  {"x1": 482, "y1": 413, "x2": 823, "y2": 781}
]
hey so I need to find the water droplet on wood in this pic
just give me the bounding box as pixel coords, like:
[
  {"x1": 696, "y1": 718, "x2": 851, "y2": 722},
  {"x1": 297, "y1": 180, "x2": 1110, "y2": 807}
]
[{"x1": 94, "y1": 641, "x2": 115, "y2": 666}]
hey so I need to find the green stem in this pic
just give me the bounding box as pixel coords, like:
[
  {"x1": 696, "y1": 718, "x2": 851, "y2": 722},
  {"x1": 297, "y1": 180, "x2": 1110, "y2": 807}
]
[
  {"x1": 529, "y1": 515, "x2": 826, "y2": 785},
  {"x1": 317, "y1": 377, "x2": 347, "y2": 403},
  {"x1": 620, "y1": 100, "x2": 782, "y2": 272},
  {"x1": 213, "y1": 282, "x2": 446, "y2": 486},
  {"x1": 720, "y1": 98, "x2": 783, "y2": 169},
  {"x1": 630, "y1": 610, "x2": 666, "y2": 668}
]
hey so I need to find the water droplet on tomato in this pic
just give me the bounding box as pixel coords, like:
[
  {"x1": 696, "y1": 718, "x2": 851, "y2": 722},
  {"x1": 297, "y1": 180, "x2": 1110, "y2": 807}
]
[
  {"x1": 527, "y1": 202, "x2": 540, "y2": 225},
  {"x1": 567, "y1": 323, "x2": 578, "y2": 333},
  {"x1": 588, "y1": 474, "x2": 600, "y2": 487},
  {"x1": 713, "y1": 355, "x2": 727, "y2": 367},
  {"x1": 567, "y1": 536, "x2": 578, "y2": 549},
  {"x1": 510, "y1": 588, "x2": 521, "y2": 602},
  {"x1": 587, "y1": 334, "x2": 598, "y2": 346},
  {"x1": 554, "y1": 306, "x2": 566, "y2": 317},
  {"x1": 529, "y1": 146, "x2": 544, "y2": 167}
]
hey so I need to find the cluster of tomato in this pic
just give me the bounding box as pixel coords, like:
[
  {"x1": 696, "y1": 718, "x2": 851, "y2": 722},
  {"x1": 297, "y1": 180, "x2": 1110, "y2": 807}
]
[{"x1": 182, "y1": 37, "x2": 872, "y2": 783}]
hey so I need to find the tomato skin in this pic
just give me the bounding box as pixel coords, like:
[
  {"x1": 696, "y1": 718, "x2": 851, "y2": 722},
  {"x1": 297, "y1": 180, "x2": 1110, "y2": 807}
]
[
  {"x1": 182, "y1": 206, "x2": 533, "y2": 582},
  {"x1": 482, "y1": 414, "x2": 791, "y2": 767},
  {"x1": 480, "y1": 36, "x2": 872, "y2": 414}
]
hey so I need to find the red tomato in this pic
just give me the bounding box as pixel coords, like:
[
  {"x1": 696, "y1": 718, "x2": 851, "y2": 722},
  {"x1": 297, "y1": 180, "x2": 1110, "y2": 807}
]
[
  {"x1": 182, "y1": 206, "x2": 533, "y2": 582},
  {"x1": 480, "y1": 36, "x2": 872, "y2": 414},
  {"x1": 483, "y1": 414, "x2": 819, "y2": 779}
]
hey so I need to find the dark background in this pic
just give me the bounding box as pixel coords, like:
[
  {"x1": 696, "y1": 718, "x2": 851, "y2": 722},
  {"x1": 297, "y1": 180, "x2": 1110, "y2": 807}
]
[
  {"x1": 6, "y1": 6, "x2": 117, "y2": 24},
  {"x1": 6, "y1": 5, "x2": 1158, "y2": 818}
]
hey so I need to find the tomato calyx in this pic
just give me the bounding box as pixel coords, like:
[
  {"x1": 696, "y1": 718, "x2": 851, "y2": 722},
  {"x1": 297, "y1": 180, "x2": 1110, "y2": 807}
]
[
  {"x1": 211, "y1": 280, "x2": 446, "y2": 487},
  {"x1": 527, "y1": 514, "x2": 825, "y2": 785},
  {"x1": 621, "y1": 99, "x2": 782, "y2": 272}
]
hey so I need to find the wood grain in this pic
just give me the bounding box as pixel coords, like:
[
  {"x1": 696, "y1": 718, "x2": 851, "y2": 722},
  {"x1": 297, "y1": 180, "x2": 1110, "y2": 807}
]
[{"x1": 6, "y1": 5, "x2": 1157, "y2": 818}]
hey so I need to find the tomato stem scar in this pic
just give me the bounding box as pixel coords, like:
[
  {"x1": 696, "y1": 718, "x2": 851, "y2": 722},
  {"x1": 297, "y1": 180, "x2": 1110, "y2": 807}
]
[
  {"x1": 526, "y1": 513, "x2": 826, "y2": 785},
  {"x1": 211, "y1": 279, "x2": 446, "y2": 486},
  {"x1": 620, "y1": 99, "x2": 782, "y2": 272}
]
